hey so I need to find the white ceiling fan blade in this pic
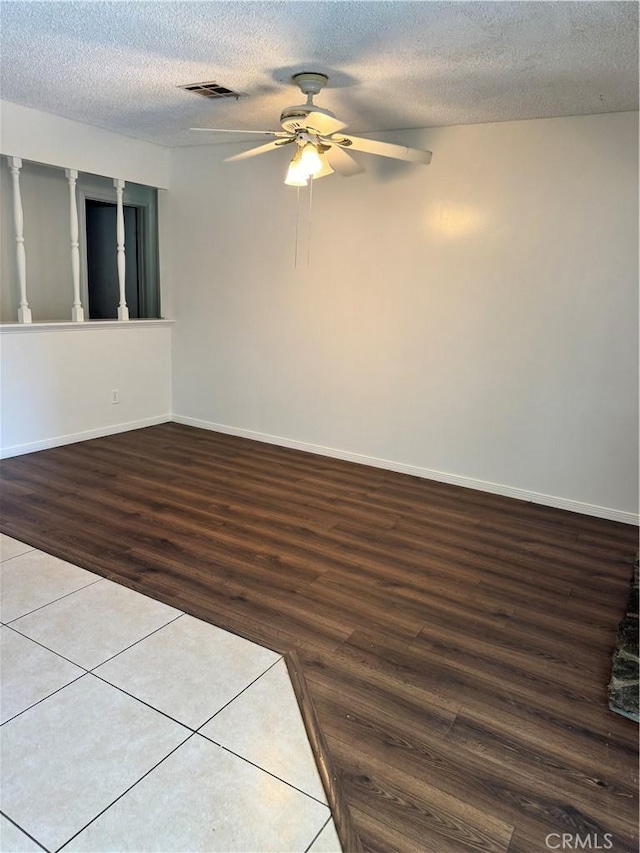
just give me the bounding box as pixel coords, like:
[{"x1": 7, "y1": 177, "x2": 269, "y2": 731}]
[
  {"x1": 334, "y1": 135, "x2": 432, "y2": 164},
  {"x1": 303, "y1": 111, "x2": 348, "y2": 137},
  {"x1": 190, "y1": 128, "x2": 289, "y2": 136},
  {"x1": 225, "y1": 138, "x2": 294, "y2": 162},
  {"x1": 324, "y1": 145, "x2": 364, "y2": 177}
]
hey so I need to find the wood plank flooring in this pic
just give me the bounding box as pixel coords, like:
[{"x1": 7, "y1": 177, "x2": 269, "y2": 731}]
[{"x1": 1, "y1": 423, "x2": 637, "y2": 853}]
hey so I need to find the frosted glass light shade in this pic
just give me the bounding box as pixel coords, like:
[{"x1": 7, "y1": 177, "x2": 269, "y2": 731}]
[
  {"x1": 299, "y1": 144, "x2": 323, "y2": 178},
  {"x1": 284, "y1": 149, "x2": 309, "y2": 186}
]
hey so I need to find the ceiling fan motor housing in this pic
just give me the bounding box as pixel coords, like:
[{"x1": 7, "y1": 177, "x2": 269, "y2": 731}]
[
  {"x1": 281, "y1": 74, "x2": 334, "y2": 135},
  {"x1": 280, "y1": 104, "x2": 338, "y2": 135}
]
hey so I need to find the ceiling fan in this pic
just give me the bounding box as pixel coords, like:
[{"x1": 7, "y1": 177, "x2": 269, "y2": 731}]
[{"x1": 190, "y1": 72, "x2": 432, "y2": 186}]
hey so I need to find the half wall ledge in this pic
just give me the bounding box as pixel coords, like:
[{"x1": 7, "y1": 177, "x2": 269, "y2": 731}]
[{"x1": 0, "y1": 319, "x2": 174, "y2": 333}]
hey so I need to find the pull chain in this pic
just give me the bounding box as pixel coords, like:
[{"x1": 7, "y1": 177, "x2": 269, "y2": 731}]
[
  {"x1": 307, "y1": 177, "x2": 313, "y2": 268},
  {"x1": 293, "y1": 180, "x2": 314, "y2": 270},
  {"x1": 294, "y1": 185, "x2": 300, "y2": 269}
]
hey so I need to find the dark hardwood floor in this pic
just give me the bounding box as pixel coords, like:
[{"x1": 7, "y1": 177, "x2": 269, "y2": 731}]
[{"x1": 1, "y1": 422, "x2": 638, "y2": 853}]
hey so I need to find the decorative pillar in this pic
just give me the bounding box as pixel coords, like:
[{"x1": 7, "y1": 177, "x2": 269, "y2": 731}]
[
  {"x1": 8, "y1": 157, "x2": 32, "y2": 323},
  {"x1": 65, "y1": 168, "x2": 84, "y2": 322},
  {"x1": 113, "y1": 178, "x2": 129, "y2": 321}
]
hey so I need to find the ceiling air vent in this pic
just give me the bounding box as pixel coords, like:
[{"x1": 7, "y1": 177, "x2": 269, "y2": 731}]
[{"x1": 179, "y1": 81, "x2": 246, "y2": 100}]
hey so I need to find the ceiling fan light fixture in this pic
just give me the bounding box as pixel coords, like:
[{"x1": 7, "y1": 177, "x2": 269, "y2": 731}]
[
  {"x1": 284, "y1": 148, "x2": 309, "y2": 187},
  {"x1": 285, "y1": 141, "x2": 325, "y2": 187},
  {"x1": 299, "y1": 142, "x2": 323, "y2": 178},
  {"x1": 314, "y1": 148, "x2": 334, "y2": 179}
]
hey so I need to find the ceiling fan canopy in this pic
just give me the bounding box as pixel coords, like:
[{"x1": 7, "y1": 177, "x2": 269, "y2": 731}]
[{"x1": 190, "y1": 72, "x2": 432, "y2": 185}]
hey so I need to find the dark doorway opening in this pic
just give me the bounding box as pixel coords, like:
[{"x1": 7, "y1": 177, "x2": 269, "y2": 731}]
[{"x1": 86, "y1": 200, "x2": 141, "y2": 319}]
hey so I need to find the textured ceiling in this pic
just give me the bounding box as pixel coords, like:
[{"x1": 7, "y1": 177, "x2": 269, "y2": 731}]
[{"x1": 0, "y1": 1, "x2": 638, "y2": 148}]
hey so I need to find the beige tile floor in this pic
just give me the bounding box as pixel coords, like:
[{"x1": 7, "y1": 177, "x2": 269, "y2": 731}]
[{"x1": 0, "y1": 533, "x2": 341, "y2": 853}]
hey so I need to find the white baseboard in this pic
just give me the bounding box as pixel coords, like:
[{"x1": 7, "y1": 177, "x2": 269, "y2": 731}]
[
  {"x1": 173, "y1": 414, "x2": 640, "y2": 526},
  {"x1": 0, "y1": 415, "x2": 173, "y2": 459},
  {"x1": 3, "y1": 412, "x2": 636, "y2": 525}
]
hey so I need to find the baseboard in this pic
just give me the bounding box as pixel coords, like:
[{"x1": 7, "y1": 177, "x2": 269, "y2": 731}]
[
  {"x1": 0, "y1": 415, "x2": 173, "y2": 459},
  {"x1": 173, "y1": 415, "x2": 639, "y2": 526}
]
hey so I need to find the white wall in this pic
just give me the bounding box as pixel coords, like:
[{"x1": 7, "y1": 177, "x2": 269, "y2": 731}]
[
  {"x1": 0, "y1": 101, "x2": 173, "y2": 456},
  {"x1": 168, "y1": 111, "x2": 639, "y2": 521},
  {"x1": 0, "y1": 100, "x2": 169, "y2": 189},
  {"x1": 0, "y1": 323, "x2": 172, "y2": 456}
]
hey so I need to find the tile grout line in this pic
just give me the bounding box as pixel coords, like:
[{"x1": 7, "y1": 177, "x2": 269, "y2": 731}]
[
  {"x1": 5, "y1": 658, "x2": 330, "y2": 843},
  {"x1": 4, "y1": 601, "x2": 184, "y2": 683},
  {"x1": 0, "y1": 547, "x2": 36, "y2": 564},
  {"x1": 199, "y1": 733, "x2": 331, "y2": 808},
  {"x1": 89, "y1": 623, "x2": 281, "y2": 733},
  {"x1": 6, "y1": 595, "x2": 290, "y2": 753},
  {"x1": 0, "y1": 671, "x2": 88, "y2": 727},
  {"x1": 89, "y1": 671, "x2": 196, "y2": 733},
  {"x1": 88, "y1": 611, "x2": 185, "y2": 672},
  {"x1": 194, "y1": 654, "x2": 283, "y2": 730},
  {"x1": 55, "y1": 731, "x2": 196, "y2": 853},
  {"x1": 304, "y1": 815, "x2": 333, "y2": 853},
  {"x1": 7, "y1": 657, "x2": 330, "y2": 812},
  {"x1": 3, "y1": 577, "x2": 104, "y2": 625},
  {"x1": 2, "y1": 624, "x2": 90, "y2": 680},
  {"x1": 96, "y1": 657, "x2": 331, "y2": 810},
  {"x1": 0, "y1": 808, "x2": 50, "y2": 853},
  {"x1": 2, "y1": 611, "x2": 187, "y2": 728},
  {"x1": 4, "y1": 605, "x2": 184, "y2": 689},
  {"x1": 91, "y1": 656, "x2": 330, "y2": 807},
  {"x1": 1, "y1": 624, "x2": 282, "y2": 748}
]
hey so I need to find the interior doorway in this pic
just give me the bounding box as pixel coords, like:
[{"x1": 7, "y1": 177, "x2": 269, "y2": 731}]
[{"x1": 85, "y1": 200, "x2": 141, "y2": 319}]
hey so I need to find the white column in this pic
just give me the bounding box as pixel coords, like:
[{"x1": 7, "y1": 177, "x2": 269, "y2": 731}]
[
  {"x1": 114, "y1": 177, "x2": 129, "y2": 321},
  {"x1": 65, "y1": 168, "x2": 84, "y2": 322},
  {"x1": 8, "y1": 157, "x2": 32, "y2": 324}
]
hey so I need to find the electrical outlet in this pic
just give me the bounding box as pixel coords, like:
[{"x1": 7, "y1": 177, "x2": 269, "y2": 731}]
[{"x1": 111, "y1": 389, "x2": 119, "y2": 404}]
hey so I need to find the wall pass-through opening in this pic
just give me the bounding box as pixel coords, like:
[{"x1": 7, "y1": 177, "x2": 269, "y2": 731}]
[
  {"x1": 86, "y1": 200, "x2": 141, "y2": 319},
  {"x1": 80, "y1": 177, "x2": 160, "y2": 321}
]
